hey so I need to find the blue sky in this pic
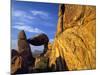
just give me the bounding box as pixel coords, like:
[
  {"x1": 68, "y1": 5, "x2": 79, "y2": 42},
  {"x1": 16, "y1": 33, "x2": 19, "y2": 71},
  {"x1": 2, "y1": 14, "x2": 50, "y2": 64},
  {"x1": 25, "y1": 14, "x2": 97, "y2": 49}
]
[{"x1": 11, "y1": 0, "x2": 59, "y2": 52}]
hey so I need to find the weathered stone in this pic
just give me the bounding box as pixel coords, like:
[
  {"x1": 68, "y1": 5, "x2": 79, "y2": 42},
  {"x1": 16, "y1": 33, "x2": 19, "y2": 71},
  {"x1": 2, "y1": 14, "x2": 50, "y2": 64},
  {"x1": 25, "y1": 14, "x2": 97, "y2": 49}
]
[
  {"x1": 27, "y1": 33, "x2": 49, "y2": 46},
  {"x1": 49, "y1": 4, "x2": 96, "y2": 71},
  {"x1": 18, "y1": 30, "x2": 33, "y2": 64},
  {"x1": 56, "y1": 4, "x2": 65, "y2": 36},
  {"x1": 34, "y1": 56, "x2": 49, "y2": 72},
  {"x1": 11, "y1": 30, "x2": 36, "y2": 74},
  {"x1": 11, "y1": 49, "x2": 19, "y2": 59},
  {"x1": 11, "y1": 49, "x2": 23, "y2": 74},
  {"x1": 30, "y1": 43, "x2": 52, "y2": 73},
  {"x1": 18, "y1": 30, "x2": 34, "y2": 71},
  {"x1": 44, "y1": 42, "x2": 52, "y2": 57},
  {"x1": 55, "y1": 56, "x2": 69, "y2": 71}
]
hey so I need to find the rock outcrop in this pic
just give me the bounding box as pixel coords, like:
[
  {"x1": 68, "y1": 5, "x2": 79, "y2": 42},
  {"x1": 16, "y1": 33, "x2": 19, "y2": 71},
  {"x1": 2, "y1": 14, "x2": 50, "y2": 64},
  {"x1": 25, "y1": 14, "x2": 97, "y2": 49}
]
[
  {"x1": 11, "y1": 49, "x2": 22, "y2": 74},
  {"x1": 18, "y1": 30, "x2": 35, "y2": 73},
  {"x1": 11, "y1": 31, "x2": 50, "y2": 74},
  {"x1": 49, "y1": 4, "x2": 96, "y2": 71},
  {"x1": 33, "y1": 42, "x2": 52, "y2": 72},
  {"x1": 44, "y1": 42, "x2": 52, "y2": 57},
  {"x1": 11, "y1": 31, "x2": 36, "y2": 74},
  {"x1": 33, "y1": 56, "x2": 49, "y2": 72},
  {"x1": 18, "y1": 30, "x2": 33, "y2": 62}
]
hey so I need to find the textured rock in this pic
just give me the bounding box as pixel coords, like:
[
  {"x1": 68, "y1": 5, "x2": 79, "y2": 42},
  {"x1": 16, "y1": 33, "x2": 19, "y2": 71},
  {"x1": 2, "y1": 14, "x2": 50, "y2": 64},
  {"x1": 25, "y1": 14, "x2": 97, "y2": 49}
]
[
  {"x1": 18, "y1": 30, "x2": 33, "y2": 64},
  {"x1": 44, "y1": 42, "x2": 52, "y2": 57},
  {"x1": 34, "y1": 56, "x2": 49, "y2": 70},
  {"x1": 18, "y1": 30, "x2": 35, "y2": 73},
  {"x1": 32, "y1": 43, "x2": 52, "y2": 72},
  {"x1": 11, "y1": 49, "x2": 19, "y2": 59},
  {"x1": 27, "y1": 33, "x2": 49, "y2": 46},
  {"x1": 11, "y1": 31, "x2": 36, "y2": 74},
  {"x1": 49, "y1": 4, "x2": 96, "y2": 71},
  {"x1": 56, "y1": 4, "x2": 65, "y2": 36},
  {"x1": 11, "y1": 49, "x2": 23, "y2": 74},
  {"x1": 11, "y1": 56, "x2": 23, "y2": 74}
]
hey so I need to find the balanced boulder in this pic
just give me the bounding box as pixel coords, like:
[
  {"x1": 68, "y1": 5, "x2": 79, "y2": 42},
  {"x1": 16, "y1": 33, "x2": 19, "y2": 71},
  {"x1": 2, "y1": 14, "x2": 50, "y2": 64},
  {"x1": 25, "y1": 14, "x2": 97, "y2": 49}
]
[
  {"x1": 27, "y1": 33, "x2": 49, "y2": 55},
  {"x1": 27, "y1": 33, "x2": 49, "y2": 46}
]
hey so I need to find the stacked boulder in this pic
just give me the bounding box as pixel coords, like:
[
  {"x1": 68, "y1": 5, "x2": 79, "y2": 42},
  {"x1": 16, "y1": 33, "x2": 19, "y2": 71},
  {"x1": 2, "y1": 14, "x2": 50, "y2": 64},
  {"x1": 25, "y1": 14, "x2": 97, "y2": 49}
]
[{"x1": 11, "y1": 30, "x2": 49, "y2": 74}]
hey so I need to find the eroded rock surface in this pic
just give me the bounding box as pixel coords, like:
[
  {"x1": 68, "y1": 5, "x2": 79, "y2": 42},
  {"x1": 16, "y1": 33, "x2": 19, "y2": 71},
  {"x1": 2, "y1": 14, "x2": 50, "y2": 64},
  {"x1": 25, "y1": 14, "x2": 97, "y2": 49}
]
[
  {"x1": 49, "y1": 4, "x2": 96, "y2": 71},
  {"x1": 11, "y1": 49, "x2": 23, "y2": 74},
  {"x1": 27, "y1": 33, "x2": 49, "y2": 46},
  {"x1": 18, "y1": 30, "x2": 34, "y2": 66}
]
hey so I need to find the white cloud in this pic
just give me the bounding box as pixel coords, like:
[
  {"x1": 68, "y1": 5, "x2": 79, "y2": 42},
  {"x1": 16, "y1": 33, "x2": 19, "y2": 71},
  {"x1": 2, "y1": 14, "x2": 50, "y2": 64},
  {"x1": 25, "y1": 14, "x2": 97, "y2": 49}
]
[
  {"x1": 15, "y1": 22, "x2": 25, "y2": 25},
  {"x1": 24, "y1": 15, "x2": 35, "y2": 20},
  {"x1": 31, "y1": 10, "x2": 49, "y2": 18},
  {"x1": 13, "y1": 10, "x2": 25, "y2": 17},
  {"x1": 12, "y1": 25, "x2": 45, "y2": 33},
  {"x1": 13, "y1": 10, "x2": 34, "y2": 20},
  {"x1": 13, "y1": 10, "x2": 49, "y2": 19}
]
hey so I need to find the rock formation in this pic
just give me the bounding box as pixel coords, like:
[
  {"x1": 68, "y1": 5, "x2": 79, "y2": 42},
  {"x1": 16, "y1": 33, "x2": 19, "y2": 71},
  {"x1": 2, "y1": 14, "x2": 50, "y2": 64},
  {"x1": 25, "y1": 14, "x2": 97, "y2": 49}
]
[
  {"x1": 11, "y1": 4, "x2": 96, "y2": 74},
  {"x1": 18, "y1": 30, "x2": 33, "y2": 62},
  {"x1": 11, "y1": 49, "x2": 19, "y2": 59},
  {"x1": 11, "y1": 31, "x2": 50, "y2": 74},
  {"x1": 11, "y1": 49, "x2": 22, "y2": 74},
  {"x1": 27, "y1": 33, "x2": 49, "y2": 55},
  {"x1": 49, "y1": 4, "x2": 96, "y2": 71},
  {"x1": 18, "y1": 30, "x2": 35, "y2": 73},
  {"x1": 27, "y1": 33, "x2": 49, "y2": 46},
  {"x1": 44, "y1": 42, "x2": 52, "y2": 57},
  {"x1": 33, "y1": 43, "x2": 52, "y2": 72},
  {"x1": 56, "y1": 4, "x2": 65, "y2": 36}
]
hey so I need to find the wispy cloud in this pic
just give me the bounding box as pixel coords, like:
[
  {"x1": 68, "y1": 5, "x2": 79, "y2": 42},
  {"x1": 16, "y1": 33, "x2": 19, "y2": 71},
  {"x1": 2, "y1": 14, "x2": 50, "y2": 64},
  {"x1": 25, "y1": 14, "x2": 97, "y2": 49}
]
[
  {"x1": 14, "y1": 22, "x2": 25, "y2": 25},
  {"x1": 31, "y1": 10, "x2": 50, "y2": 19},
  {"x1": 12, "y1": 25, "x2": 45, "y2": 33},
  {"x1": 13, "y1": 10, "x2": 50, "y2": 20},
  {"x1": 13, "y1": 10, "x2": 27, "y2": 18},
  {"x1": 31, "y1": 10, "x2": 48, "y2": 16},
  {"x1": 13, "y1": 10, "x2": 34, "y2": 20}
]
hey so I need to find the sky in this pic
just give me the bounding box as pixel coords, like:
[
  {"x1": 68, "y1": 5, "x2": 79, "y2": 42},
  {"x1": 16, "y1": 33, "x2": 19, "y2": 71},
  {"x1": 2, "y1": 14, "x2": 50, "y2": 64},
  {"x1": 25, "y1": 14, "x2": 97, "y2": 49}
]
[{"x1": 11, "y1": 0, "x2": 59, "y2": 52}]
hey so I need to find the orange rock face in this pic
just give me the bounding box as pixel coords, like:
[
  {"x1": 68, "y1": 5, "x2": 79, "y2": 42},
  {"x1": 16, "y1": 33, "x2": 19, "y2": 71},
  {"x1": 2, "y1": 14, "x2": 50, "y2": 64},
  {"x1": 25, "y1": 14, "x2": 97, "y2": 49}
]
[{"x1": 49, "y1": 4, "x2": 96, "y2": 71}]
